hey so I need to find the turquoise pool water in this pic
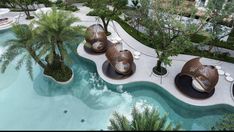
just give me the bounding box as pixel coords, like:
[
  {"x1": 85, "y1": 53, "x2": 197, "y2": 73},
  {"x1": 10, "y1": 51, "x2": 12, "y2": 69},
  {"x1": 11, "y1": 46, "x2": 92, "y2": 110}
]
[{"x1": 0, "y1": 29, "x2": 234, "y2": 130}]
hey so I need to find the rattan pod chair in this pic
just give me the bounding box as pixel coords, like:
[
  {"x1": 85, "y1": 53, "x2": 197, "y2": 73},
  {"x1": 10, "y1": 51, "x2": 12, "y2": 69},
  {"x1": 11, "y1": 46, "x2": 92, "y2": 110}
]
[
  {"x1": 180, "y1": 57, "x2": 219, "y2": 93},
  {"x1": 105, "y1": 44, "x2": 134, "y2": 75},
  {"x1": 85, "y1": 24, "x2": 108, "y2": 53}
]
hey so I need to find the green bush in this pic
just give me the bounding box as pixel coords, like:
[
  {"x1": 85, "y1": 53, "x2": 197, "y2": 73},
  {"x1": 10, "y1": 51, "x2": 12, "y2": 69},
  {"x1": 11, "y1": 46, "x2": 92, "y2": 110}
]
[
  {"x1": 65, "y1": 5, "x2": 79, "y2": 12},
  {"x1": 184, "y1": 47, "x2": 234, "y2": 63},
  {"x1": 55, "y1": 2, "x2": 79, "y2": 12},
  {"x1": 113, "y1": 17, "x2": 152, "y2": 47}
]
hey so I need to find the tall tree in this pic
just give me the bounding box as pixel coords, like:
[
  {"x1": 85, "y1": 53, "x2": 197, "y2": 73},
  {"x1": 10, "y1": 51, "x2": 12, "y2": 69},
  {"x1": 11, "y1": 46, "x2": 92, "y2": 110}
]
[
  {"x1": 13, "y1": 0, "x2": 37, "y2": 19},
  {"x1": 137, "y1": 0, "x2": 206, "y2": 75},
  {"x1": 88, "y1": 0, "x2": 128, "y2": 35},
  {"x1": 0, "y1": 0, "x2": 37, "y2": 19},
  {"x1": 108, "y1": 107, "x2": 181, "y2": 131},
  {"x1": 205, "y1": 0, "x2": 234, "y2": 52},
  {"x1": 0, "y1": 0, "x2": 17, "y2": 8},
  {"x1": 33, "y1": 7, "x2": 84, "y2": 81}
]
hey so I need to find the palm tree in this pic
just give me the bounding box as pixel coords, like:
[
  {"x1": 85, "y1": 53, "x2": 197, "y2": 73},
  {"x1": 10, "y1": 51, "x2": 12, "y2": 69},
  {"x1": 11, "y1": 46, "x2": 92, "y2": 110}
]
[
  {"x1": 0, "y1": 24, "x2": 46, "y2": 79},
  {"x1": 1, "y1": 7, "x2": 84, "y2": 81},
  {"x1": 34, "y1": 7, "x2": 80, "y2": 63},
  {"x1": 33, "y1": 6, "x2": 84, "y2": 81},
  {"x1": 211, "y1": 113, "x2": 234, "y2": 131},
  {"x1": 108, "y1": 107, "x2": 182, "y2": 131}
]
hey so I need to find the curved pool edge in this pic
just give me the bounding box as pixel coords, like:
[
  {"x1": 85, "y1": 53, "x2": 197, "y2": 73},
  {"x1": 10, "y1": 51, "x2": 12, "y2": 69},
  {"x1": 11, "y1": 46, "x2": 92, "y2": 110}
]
[{"x1": 77, "y1": 43, "x2": 234, "y2": 108}]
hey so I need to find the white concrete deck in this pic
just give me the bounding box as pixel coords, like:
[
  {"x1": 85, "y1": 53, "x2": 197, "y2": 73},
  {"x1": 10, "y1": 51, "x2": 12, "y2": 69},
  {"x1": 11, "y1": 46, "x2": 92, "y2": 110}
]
[
  {"x1": 5, "y1": 5, "x2": 234, "y2": 107},
  {"x1": 75, "y1": 6, "x2": 234, "y2": 107}
]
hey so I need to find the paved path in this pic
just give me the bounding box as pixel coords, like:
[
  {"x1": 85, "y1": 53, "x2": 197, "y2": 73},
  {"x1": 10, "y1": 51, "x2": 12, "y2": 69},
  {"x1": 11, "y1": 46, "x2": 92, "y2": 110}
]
[{"x1": 2, "y1": 5, "x2": 234, "y2": 107}]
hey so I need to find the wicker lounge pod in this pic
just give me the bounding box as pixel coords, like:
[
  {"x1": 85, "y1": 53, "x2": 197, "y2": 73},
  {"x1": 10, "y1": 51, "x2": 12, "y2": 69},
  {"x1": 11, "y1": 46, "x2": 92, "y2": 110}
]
[
  {"x1": 175, "y1": 57, "x2": 219, "y2": 99},
  {"x1": 84, "y1": 24, "x2": 109, "y2": 54},
  {"x1": 102, "y1": 43, "x2": 136, "y2": 79}
]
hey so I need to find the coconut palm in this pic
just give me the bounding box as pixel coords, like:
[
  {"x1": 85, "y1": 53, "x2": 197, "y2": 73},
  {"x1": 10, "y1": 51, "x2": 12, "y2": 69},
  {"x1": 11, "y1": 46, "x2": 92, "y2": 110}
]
[
  {"x1": 1, "y1": 7, "x2": 84, "y2": 81},
  {"x1": 108, "y1": 107, "x2": 182, "y2": 131},
  {"x1": 0, "y1": 24, "x2": 46, "y2": 79},
  {"x1": 34, "y1": 6, "x2": 82, "y2": 64},
  {"x1": 32, "y1": 6, "x2": 84, "y2": 81}
]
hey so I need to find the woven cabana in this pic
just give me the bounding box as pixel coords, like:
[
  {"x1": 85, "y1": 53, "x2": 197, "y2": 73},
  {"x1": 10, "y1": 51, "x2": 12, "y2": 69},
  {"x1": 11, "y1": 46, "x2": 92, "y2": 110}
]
[
  {"x1": 105, "y1": 44, "x2": 134, "y2": 75},
  {"x1": 85, "y1": 24, "x2": 108, "y2": 53},
  {"x1": 180, "y1": 57, "x2": 219, "y2": 93}
]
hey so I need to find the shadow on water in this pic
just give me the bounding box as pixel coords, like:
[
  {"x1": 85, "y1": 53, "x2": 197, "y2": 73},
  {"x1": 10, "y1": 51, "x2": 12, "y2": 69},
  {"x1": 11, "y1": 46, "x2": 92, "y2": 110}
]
[{"x1": 33, "y1": 41, "x2": 124, "y2": 109}]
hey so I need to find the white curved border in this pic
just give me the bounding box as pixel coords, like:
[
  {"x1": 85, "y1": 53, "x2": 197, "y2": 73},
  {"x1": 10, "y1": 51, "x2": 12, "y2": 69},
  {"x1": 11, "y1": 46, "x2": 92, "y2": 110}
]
[
  {"x1": 43, "y1": 69, "x2": 74, "y2": 85},
  {"x1": 231, "y1": 81, "x2": 234, "y2": 102},
  {"x1": 0, "y1": 18, "x2": 15, "y2": 30}
]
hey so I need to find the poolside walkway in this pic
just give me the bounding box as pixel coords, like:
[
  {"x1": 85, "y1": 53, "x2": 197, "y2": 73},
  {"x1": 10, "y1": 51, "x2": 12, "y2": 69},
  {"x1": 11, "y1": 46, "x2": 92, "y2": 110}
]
[
  {"x1": 3, "y1": 4, "x2": 234, "y2": 107},
  {"x1": 75, "y1": 5, "x2": 234, "y2": 107}
]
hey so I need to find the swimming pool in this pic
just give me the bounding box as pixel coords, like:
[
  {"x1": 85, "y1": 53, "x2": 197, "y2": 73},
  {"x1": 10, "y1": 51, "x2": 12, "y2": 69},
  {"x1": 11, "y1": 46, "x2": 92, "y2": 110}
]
[{"x1": 0, "y1": 29, "x2": 234, "y2": 130}]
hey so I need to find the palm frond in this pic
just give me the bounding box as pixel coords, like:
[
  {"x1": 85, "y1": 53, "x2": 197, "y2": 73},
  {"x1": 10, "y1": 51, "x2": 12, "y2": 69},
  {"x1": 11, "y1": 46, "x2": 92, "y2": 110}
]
[
  {"x1": 26, "y1": 55, "x2": 33, "y2": 80},
  {"x1": 47, "y1": 51, "x2": 54, "y2": 64},
  {"x1": 59, "y1": 45, "x2": 73, "y2": 66},
  {"x1": 108, "y1": 112, "x2": 131, "y2": 131},
  {"x1": 108, "y1": 106, "x2": 182, "y2": 131},
  {"x1": 15, "y1": 54, "x2": 27, "y2": 70},
  {"x1": 0, "y1": 46, "x2": 25, "y2": 73}
]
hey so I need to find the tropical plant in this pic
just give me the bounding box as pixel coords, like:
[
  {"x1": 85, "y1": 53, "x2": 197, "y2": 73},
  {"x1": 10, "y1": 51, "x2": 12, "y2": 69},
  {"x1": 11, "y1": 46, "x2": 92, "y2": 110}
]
[
  {"x1": 9, "y1": 0, "x2": 37, "y2": 19},
  {"x1": 0, "y1": 24, "x2": 46, "y2": 79},
  {"x1": 211, "y1": 113, "x2": 234, "y2": 131},
  {"x1": 0, "y1": 7, "x2": 84, "y2": 81},
  {"x1": 32, "y1": 7, "x2": 84, "y2": 81},
  {"x1": 108, "y1": 107, "x2": 181, "y2": 131},
  {"x1": 87, "y1": 0, "x2": 128, "y2": 35}
]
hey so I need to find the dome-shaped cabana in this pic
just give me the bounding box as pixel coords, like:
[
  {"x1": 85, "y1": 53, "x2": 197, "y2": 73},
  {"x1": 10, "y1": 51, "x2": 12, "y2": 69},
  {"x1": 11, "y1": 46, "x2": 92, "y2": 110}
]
[
  {"x1": 106, "y1": 44, "x2": 134, "y2": 75},
  {"x1": 180, "y1": 57, "x2": 219, "y2": 93},
  {"x1": 85, "y1": 24, "x2": 108, "y2": 53},
  {"x1": 175, "y1": 57, "x2": 219, "y2": 99},
  {"x1": 102, "y1": 43, "x2": 136, "y2": 79}
]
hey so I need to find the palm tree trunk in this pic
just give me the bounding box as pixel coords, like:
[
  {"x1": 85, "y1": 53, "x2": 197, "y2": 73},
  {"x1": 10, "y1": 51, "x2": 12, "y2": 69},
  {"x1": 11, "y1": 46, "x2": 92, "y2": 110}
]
[
  {"x1": 56, "y1": 41, "x2": 64, "y2": 62},
  {"x1": 57, "y1": 43, "x2": 66, "y2": 71},
  {"x1": 28, "y1": 49, "x2": 46, "y2": 69}
]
